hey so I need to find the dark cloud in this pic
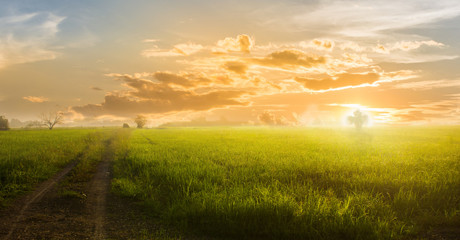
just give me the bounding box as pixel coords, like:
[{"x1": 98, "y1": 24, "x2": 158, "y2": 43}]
[
  {"x1": 153, "y1": 72, "x2": 215, "y2": 87},
  {"x1": 224, "y1": 61, "x2": 248, "y2": 74},
  {"x1": 91, "y1": 87, "x2": 103, "y2": 91},
  {"x1": 153, "y1": 72, "x2": 196, "y2": 87},
  {"x1": 295, "y1": 72, "x2": 380, "y2": 91},
  {"x1": 252, "y1": 50, "x2": 326, "y2": 68},
  {"x1": 110, "y1": 71, "x2": 234, "y2": 89},
  {"x1": 73, "y1": 75, "x2": 249, "y2": 117}
]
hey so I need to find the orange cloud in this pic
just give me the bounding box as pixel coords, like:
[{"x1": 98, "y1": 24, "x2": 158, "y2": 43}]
[
  {"x1": 214, "y1": 34, "x2": 254, "y2": 54},
  {"x1": 251, "y1": 49, "x2": 326, "y2": 69},
  {"x1": 295, "y1": 72, "x2": 380, "y2": 91},
  {"x1": 74, "y1": 34, "x2": 430, "y2": 123},
  {"x1": 73, "y1": 74, "x2": 249, "y2": 117},
  {"x1": 300, "y1": 39, "x2": 335, "y2": 51},
  {"x1": 153, "y1": 72, "x2": 207, "y2": 87},
  {"x1": 393, "y1": 110, "x2": 439, "y2": 122},
  {"x1": 142, "y1": 42, "x2": 203, "y2": 57},
  {"x1": 23, "y1": 96, "x2": 49, "y2": 103},
  {"x1": 223, "y1": 61, "x2": 248, "y2": 74},
  {"x1": 108, "y1": 71, "x2": 233, "y2": 89}
]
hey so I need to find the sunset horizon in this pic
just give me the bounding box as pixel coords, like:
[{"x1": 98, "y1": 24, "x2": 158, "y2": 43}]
[
  {"x1": 1, "y1": 2, "x2": 460, "y2": 238},
  {"x1": 1, "y1": 0, "x2": 460, "y2": 127}
]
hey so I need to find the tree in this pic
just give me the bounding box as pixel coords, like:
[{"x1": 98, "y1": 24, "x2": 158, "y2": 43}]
[
  {"x1": 134, "y1": 115, "x2": 147, "y2": 128},
  {"x1": 347, "y1": 110, "x2": 368, "y2": 130},
  {"x1": 0, "y1": 116, "x2": 9, "y2": 130},
  {"x1": 41, "y1": 111, "x2": 64, "y2": 130},
  {"x1": 122, "y1": 123, "x2": 130, "y2": 128}
]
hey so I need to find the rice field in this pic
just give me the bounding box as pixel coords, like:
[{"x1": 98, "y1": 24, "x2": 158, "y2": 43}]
[
  {"x1": 1, "y1": 127, "x2": 459, "y2": 239},
  {"x1": 112, "y1": 127, "x2": 460, "y2": 239}
]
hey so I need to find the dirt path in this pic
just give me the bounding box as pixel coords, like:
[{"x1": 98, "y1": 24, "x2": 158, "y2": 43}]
[
  {"x1": 0, "y1": 139, "x2": 114, "y2": 239},
  {"x1": 86, "y1": 139, "x2": 112, "y2": 240}
]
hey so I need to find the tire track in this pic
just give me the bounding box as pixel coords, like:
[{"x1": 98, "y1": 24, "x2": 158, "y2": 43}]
[{"x1": 2, "y1": 157, "x2": 80, "y2": 240}]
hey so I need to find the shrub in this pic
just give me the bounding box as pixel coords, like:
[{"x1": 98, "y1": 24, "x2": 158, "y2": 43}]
[{"x1": 0, "y1": 116, "x2": 9, "y2": 131}]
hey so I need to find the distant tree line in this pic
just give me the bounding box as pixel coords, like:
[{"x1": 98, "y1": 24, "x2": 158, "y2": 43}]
[{"x1": 0, "y1": 111, "x2": 64, "y2": 130}]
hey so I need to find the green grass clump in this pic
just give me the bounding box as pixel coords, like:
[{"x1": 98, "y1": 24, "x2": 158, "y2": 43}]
[
  {"x1": 0, "y1": 129, "x2": 104, "y2": 206},
  {"x1": 112, "y1": 127, "x2": 460, "y2": 239}
]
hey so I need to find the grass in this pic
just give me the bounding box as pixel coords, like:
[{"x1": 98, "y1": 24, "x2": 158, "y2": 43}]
[
  {"x1": 0, "y1": 128, "x2": 107, "y2": 207},
  {"x1": 1, "y1": 127, "x2": 458, "y2": 239},
  {"x1": 112, "y1": 127, "x2": 460, "y2": 239}
]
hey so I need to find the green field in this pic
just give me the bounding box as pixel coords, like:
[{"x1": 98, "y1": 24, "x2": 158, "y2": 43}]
[
  {"x1": 112, "y1": 127, "x2": 460, "y2": 239},
  {"x1": 1, "y1": 127, "x2": 459, "y2": 239}
]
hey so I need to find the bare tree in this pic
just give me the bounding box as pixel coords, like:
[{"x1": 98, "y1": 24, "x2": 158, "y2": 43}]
[
  {"x1": 0, "y1": 116, "x2": 9, "y2": 130},
  {"x1": 347, "y1": 110, "x2": 368, "y2": 130},
  {"x1": 41, "y1": 111, "x2": 64, "y2": 130},
  {"x1": 134, "y1": 115, "x2": 147, "y2": 128}
]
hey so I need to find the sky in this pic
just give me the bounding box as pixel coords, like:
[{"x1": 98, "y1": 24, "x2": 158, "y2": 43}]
[{"x1": 1, "y1": 0, "x2": 460, "y2": 126}]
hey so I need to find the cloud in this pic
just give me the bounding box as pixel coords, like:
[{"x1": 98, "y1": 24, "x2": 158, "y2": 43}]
[
  {"x1": 394, "y1": 79, "x2": 460, "y2": 90},
  {"x1": 214, "y1": 34, "x2": 254, "y2": 53},
  {"x1": 300, "y1": 39, "x2": 335, "y2": 51},
  {"x1": 109, "y1": 71, "x2": 232, "y2": 88},
  {"x1": 393, "y1": 110, "x2": 439, "y2": 122},
  {"x1": 143, "y1": 39, "x2": 159, "y2": 43},
  {"x1": 73, "y1": 74, "x2": 249, "y2": 117},
  {"x1": 251, "y1": 49, "x2": 326, "y2": 69},
  {"x1": 295, "y1": 72, "x2": 380, "y2": 91},
  {"x1": 282, "y1": 0, "x2": 460, "y2": 37},
  {"x1": 223, "y1": 61, "x2": 248, "y2": 74},
  {"x1": 23, "y1": 96, "x2": 49, "y2": 103},
  {"x1": 392, "y1": 40, "x2": 444, "y2": 51},
  {"x1": 153, "y1": 72, "x2": 200, "y2": 87},
  {"x1": 142, "y1": 42, "x2": 203, "y2": 57},
  {"x1": 373, "y1": 40, "x2": 445, "y2": 54},
  {"x1": 0, "y1": 12, "x2": 65, "y2": 69},
  {"x1": 374, "y1": 44, "x2": 389, "y2": 54},
  {"x1": 338, "y1": 42, "x2": 367, "y2": 52},
  {"x1": 76, "y1": 33, "x2": 445, "y2": 123}
]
